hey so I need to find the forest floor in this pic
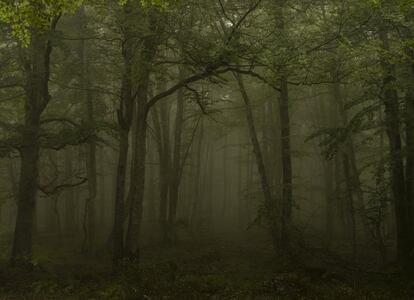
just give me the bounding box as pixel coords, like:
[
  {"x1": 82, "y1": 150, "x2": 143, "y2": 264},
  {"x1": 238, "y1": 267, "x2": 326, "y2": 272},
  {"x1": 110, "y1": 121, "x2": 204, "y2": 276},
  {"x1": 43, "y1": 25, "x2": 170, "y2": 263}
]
[{"x1": 0, "y1": 236, "x2": 413, "y2": 299}]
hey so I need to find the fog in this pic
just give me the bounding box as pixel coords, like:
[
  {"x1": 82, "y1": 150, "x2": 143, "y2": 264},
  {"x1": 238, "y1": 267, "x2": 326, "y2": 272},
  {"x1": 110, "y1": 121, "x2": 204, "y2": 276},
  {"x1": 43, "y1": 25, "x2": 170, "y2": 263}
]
[{"x1": 0, "y1": 0, "x2": 413, "y2": 299}]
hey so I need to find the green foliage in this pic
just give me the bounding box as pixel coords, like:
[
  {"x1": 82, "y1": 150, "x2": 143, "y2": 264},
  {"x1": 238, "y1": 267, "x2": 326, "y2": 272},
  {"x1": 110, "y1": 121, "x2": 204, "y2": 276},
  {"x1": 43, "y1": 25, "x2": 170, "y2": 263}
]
[
  {"x1": 120, "y1": 0, "x2": 173, "y2": 8},
  {"x1": 397, "y1": 0, "x2": 414, "y2": 11},
  {"x1": 0, "y1": 0, "x2": 84, "y2": 45},
  {"x1": 0, "y1": 0, "x2": 173, "y2": 45}
]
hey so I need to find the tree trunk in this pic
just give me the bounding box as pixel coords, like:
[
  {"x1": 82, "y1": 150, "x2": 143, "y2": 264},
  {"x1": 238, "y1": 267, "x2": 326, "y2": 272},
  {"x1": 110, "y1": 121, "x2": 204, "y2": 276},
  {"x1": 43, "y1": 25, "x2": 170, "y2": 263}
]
[
  {"x1": 125, "y1": 87, "x2": 148, "y2": 259},
  {"x1": 151, "y1": 102, "x2": 170, "y2": 242},
  {"x1": 402, "y1": 12, "x2": 414, "y2": 268},
  {"x1": 123, "y1": 6, "x2": 161, "y2": 262},
  {"x1": 324, "y1": 159, "x2": 334, "y2": 249},
  {"x1": 333, "y1": 82, "x2": 371, "y2": 242},
  {"x1": 379, "y1": 29, "x2": 412, "y2": 265},
  {"x1": 167, "y1": 83, "x2": 185, "y2": 242},
  {"x1": 278, "y1": 74, "x2": 293, "y2": 248},
  {"x1": 12, "y1": 132, "x2": 40, "y2": 265},
  {"x1": 234, "y1": 73, "x2": 277, "y2": 243},
  {"x1": 11, "y1": 27, "x2": 55, "y2": 266},
  {"x1": 190, "y1": 118, "x2": 204, "y2": 232},
  {"x1": 64, "y1": 149, "x2": 76, "y2": 235},
  {"x1": 112, "y1": 3, "x2": 135, "y2": 267},
  {"x1": 79, "y1": 9, "x2": 97, "y2": 254},
  {"x1": 342, "y1": 153, "x2": 357, "y2": 260},
  {"x1": 51, "y1": 193, "x2": 62, "y2": 246}
]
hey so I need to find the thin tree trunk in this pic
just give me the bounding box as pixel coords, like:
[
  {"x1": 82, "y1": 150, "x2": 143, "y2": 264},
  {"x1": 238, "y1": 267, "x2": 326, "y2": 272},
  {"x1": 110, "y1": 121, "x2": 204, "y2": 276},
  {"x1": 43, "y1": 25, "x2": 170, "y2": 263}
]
[
  {"x1": 190, "y1": 118, "x2": 204, "y2": 231},
  {"x1": 64, "y1": 149, "x2": 76, "y2": 235},
  {"x1": 79, "y1": 9, "x2": 97, "y2": 253},
  {"x1": 167, "y1": 83, "x2": 185, "y2": 242},
  {"x1": 334, "y1": 82, "x2": 371, "y2": 242},
  {"x1": 221, "y1": 133, "x2": 228, "y2": 220},
  {"x1": 279, "y1": 74, "x2": 293, "y2": 248},
  {"x1": 342, "y1": 153, "x2": 357, "y2": 260},
  {"x1": 51, "y1": 193, "x2": 62, "y2": 246},
  {"x1": 152, "y1": 103, "x2": 170, "y2": 242},
  {"x1": 324, "y1": 160, "x2": 334, "y2": 249}
]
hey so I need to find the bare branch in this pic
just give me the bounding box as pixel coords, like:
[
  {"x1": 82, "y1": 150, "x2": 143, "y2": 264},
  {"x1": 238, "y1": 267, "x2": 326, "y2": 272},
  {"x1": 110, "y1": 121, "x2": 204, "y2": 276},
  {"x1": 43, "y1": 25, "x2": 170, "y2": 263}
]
[{"x1": 38, "y1": 177, "x2": 88, "y2": 196}]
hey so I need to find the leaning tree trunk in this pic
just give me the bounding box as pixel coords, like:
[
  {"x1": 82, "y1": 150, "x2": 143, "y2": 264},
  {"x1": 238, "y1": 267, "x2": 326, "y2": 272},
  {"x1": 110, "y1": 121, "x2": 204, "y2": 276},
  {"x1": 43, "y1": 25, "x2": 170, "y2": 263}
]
[
  {"x1": 11, "y1": 27, "x2": 56, "y2": 266},
  {"x1": 234, "y1": 73, "x2": 277, "y2": 244}
]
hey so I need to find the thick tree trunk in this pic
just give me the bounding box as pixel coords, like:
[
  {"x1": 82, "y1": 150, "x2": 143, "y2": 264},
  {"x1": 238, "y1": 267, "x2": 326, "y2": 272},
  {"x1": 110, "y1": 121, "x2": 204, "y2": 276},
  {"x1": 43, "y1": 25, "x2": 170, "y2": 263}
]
[
  {"x1": 12, "y1": 131, "x2": 40, "y2": 265},
  {"x1": 112, "y1": 4, "x2": 134, "y2": 266},
  {"x1": 11, "y1": 28, "x2": 55, "y2": 266},
  {"x1": 121, "y1": 5, "x2": 161, "y2": 263},
  {"x1": 380, "y1": 29, "x2": 413, "y2": 265},
  {"x1": 402, "y1": 14, "x2": 414, "y2": 268},
  {"x1": 125, "y1": 92, "x2": 148, "y2": 259}
]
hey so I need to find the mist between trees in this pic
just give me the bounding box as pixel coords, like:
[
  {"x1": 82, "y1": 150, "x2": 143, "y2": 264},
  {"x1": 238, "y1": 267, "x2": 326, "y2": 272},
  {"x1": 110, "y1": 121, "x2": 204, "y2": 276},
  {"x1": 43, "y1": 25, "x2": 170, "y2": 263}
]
[{"x1": 0, "y1": 0, "x2": 414, "y2": 299}]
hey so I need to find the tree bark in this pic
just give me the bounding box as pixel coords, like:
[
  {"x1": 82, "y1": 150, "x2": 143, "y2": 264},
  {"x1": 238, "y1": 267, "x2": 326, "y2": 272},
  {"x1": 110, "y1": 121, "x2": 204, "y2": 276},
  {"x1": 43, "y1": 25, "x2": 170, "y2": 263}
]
[
  {"x1": 278, "y1": 74, "x2": 293, "y2": 248},
  {"x1": 122, "y1": 5, "x2": 162, "y2": 263},
  {"x1": 151, "y1": 102, "x2": 170, "y2": 242},
  {"x1": 124, "y1": 84, "x2": 149, "y2": 259},
  {"x1": 79, "y1": 8, "x2": 97, "y2": 254},
  {"x1": 234, "y1": 73, "x2": 277, "y2": 243},
  {"x1": 342, "y1": 153, "x2": 357, "y2": 260},
  {"x1": 167, "y1": 82, "x2": 185, "y2": 242},
  {"x1": 64, "y1": 149, "x2": 76, "y2": 235},
  {"x1": 323, "y1": 159, "x2": 334, "y2": 248},
  {"x1": 402, "y1": 11, "x2": 414, "y2": 268},
  {"x1": 112, "y1": 3, "x2": 135, "y2": 267},
  {"x1": 11, "y1": 26, "x2": 56, "y2": 266},
  {"x1": 379, "y1": 29, "x2": 413, "y2": 264}
]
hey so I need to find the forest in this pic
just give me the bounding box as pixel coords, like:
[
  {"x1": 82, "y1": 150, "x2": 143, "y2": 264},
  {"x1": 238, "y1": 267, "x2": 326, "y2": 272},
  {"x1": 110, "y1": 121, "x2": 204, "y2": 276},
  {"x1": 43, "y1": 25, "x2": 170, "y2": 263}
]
[{"x1": 0, "y1": 0, "x2": 414, "y2": 299}]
